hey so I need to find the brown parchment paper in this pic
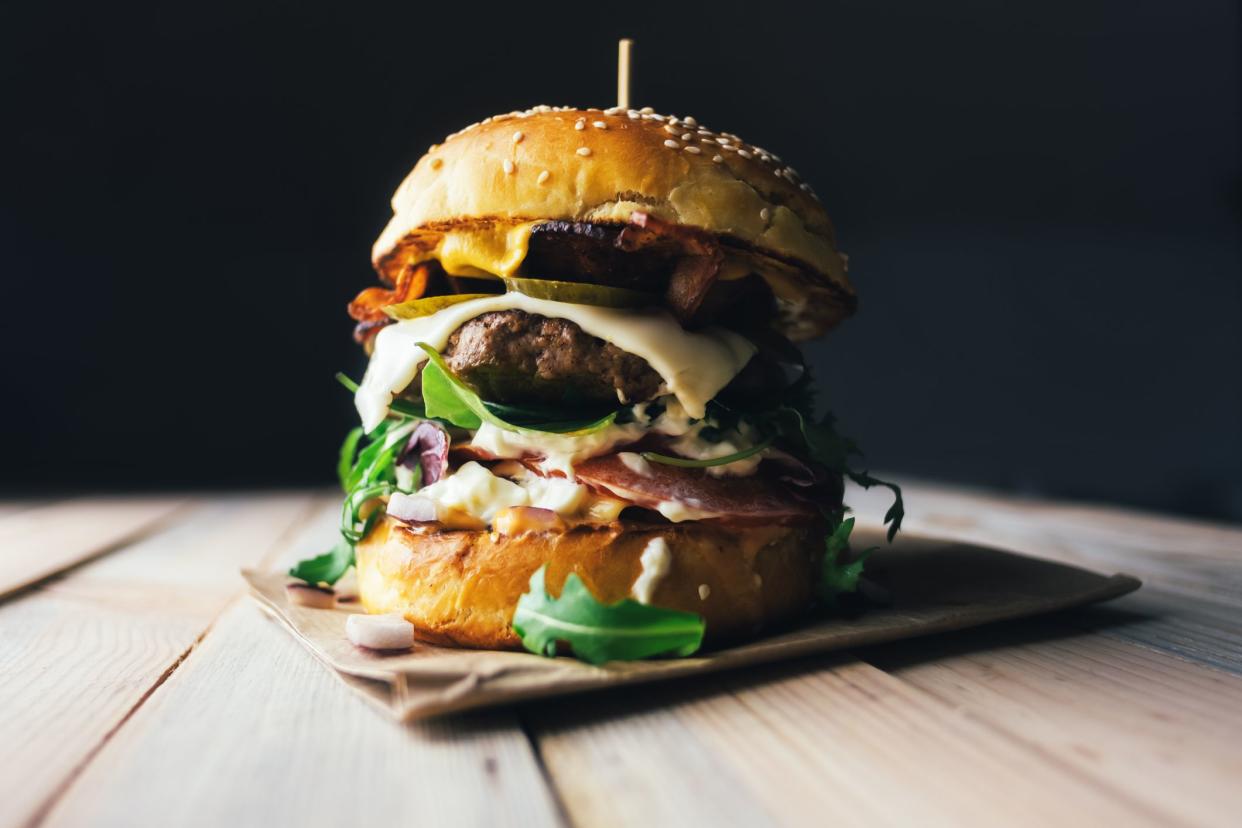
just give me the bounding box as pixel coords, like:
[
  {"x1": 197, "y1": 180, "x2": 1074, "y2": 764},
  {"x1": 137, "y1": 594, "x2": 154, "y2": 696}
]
[{"x1": 243, "y1": 529, "x2": 1140, "y2": 721}]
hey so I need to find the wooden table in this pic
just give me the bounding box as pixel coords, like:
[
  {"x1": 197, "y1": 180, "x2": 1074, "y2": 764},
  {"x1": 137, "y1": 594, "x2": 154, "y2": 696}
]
[{"x1": 2, "y1": 482, "x2": 1239, "y2": 828}]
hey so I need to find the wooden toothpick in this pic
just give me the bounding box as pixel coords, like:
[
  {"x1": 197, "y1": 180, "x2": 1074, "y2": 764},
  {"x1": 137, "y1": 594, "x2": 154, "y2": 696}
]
[{"x1": 617, "y1": 38, "x2": 633, "y2": 110}]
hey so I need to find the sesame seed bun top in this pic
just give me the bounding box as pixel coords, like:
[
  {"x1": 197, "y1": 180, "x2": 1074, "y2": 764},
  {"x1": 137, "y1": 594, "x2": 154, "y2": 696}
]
[{"x1": 371, "y1": 105, "x2": 856, "y2": 340}]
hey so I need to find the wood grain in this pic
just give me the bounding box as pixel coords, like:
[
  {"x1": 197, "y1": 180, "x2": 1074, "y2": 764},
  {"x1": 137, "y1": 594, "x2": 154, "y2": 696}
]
[
  {"x1": 526, "y1": 654, "x2": 1166, "y2": 827},
  {"x1": 848, "y1": 480, "x2": 1242, "y2": 672},
  {"x1": 41, "y1": 600, "x2": 564, "y2": 828},
  {"x1": 0, "y1": 496, "x2": 189, "y2": 600},
  {"x1": 862, "y1": 615, "x2": 1242, "y2": 828},
  {"x1": 0, "y1": 495, "x2": 320, "y2": 828}
]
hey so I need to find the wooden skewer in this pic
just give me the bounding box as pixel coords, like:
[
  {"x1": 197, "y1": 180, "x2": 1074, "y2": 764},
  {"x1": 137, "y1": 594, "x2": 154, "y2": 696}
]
[{"x1": 617, "y1": 38, "x2": 633, "y2": 110}]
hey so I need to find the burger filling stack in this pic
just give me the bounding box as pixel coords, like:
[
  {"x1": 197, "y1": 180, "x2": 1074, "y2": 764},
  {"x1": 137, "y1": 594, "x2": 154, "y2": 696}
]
[{"x1": 292, "y1": 105, "x2": 903, "y2": 663}]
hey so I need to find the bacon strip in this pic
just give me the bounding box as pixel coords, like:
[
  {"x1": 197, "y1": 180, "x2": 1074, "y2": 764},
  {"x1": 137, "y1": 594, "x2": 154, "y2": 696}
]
[
  {"x1": 348, "y1": 263, "x2": 431, "y2": 343},
  {"x1": 573, "y1": 453, "x2": 820, "y2": 525},
  {"x1": 617, "y1": 212, "x2": 723, "y2": 325}
]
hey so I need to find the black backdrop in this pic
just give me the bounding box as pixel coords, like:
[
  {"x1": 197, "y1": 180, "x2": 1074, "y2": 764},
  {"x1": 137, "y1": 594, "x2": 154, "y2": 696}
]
[{"x1": 3, "y1": 1, "x2": 1239, "y2": 520}]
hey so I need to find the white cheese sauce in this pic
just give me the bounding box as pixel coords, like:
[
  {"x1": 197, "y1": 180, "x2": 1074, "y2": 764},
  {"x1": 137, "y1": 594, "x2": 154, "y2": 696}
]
[
  {"x1": 387, "y1": 461, "x2": 601, "y2": 525},
  {"x1": 355, "y1": 293, "x2": 756, "y2": 431},
  {"x1": 631, "y1": 537, "x2": 673, "y2": 605}
]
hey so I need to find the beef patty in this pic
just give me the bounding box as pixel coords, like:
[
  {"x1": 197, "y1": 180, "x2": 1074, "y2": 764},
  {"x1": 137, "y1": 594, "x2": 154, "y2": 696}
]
[
  {"x1": 438, "y1": 310, "x2": 663, "y2": 406},
  {"x1": 410, "y1": 310, "x2": 801, "y2": 408}
]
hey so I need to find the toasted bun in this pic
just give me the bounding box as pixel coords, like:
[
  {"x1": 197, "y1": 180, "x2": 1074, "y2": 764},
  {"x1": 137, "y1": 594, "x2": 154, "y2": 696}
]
[
  {"x1": 355, "y1": 515, "x2": 823, "y2": 651},
  {"x1": 372, "y1": 106, "x2": 854, "y2": 340}
]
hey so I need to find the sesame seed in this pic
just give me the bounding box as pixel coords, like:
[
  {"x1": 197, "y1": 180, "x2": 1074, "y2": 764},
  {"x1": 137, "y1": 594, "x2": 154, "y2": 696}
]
[
  {"x1": 650, "y1": 114, "x2": 666, "y2": 121},
  {"x1": 627, "y1": 110, "x2": 640, "y2": 119},
  {"x1": 683, "y1": 116, "x2": 698, "y2": 127},
  {"x1": 663, "y1": 139, "x2": 680, "y2": 149},
  {"x1": 576, "y1": 147, "x2": 592, "y2": 156},
  {"x1": 760, "y1": 207, "x2": 771, "y2": 221},
  {"x1": 737, "y1": 149, "x2": 753, "y2": 159},
  {"x1": 502, "y1": 159, "x2": 515, "y2": 175},
  {"x1": 800, "y1": 182, "x2": 812, "y2": 192},
  {"x1": 664, "y1": 124, "x2": 680, "y2": 134},
  {"x1": 574, "y1": 119, "x2": 586, "y2": 131},
  {"x1": 592, "y1": 120, "x2": 607, "y2": 129},
  {"x1": 538, "y1": 170, "x2": 551, "y2": 185},
  {"x1": 640, "y1": 106, "x2": 654, "y2": 114},
  {"x1": 681, "y1": 133, "x2": 692, "y2": 141},
  {"x1": 712, "y1": 155, "x2": 724, "y2": 163},
  {"x1": 603, "y1": 106, "x2": 623, "y2": 115},
  {"x1": 430, "y1": 157, "x2": 443, "y2": 169},
  {"x1": 512, "y1": 130, "x2": 524, "y2": 143},
  {"x1": 697, "y1": 129, "x2": 713, "y2": 136},
  {"x1": 684, "y1": 146, "x2": 702, "y2": 154}
]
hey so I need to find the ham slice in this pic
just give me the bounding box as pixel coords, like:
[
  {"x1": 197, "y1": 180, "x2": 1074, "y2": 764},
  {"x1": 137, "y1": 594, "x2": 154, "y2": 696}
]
[{"x1": 573, "y1": 453, "x2": 820, "y2": 525}]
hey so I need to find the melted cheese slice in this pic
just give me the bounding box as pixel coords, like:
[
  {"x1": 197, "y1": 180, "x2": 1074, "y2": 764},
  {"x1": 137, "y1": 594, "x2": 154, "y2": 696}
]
[
  {"x1": 434, "y1": 223, "x2": 536, "y2": 278},
  {"x1": 355, "y1": 293, "x2": 756, "y2": 431}
]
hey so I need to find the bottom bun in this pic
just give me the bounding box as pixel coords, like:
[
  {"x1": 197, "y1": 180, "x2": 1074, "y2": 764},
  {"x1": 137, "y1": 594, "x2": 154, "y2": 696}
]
[{"x1": 356, "y1": 515, "x2": 824, "y2": 650}]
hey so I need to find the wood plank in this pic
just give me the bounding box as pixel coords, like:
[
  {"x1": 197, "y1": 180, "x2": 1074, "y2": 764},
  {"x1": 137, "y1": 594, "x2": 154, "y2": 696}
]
[
  {"x1": 0, "y1": 494, "x2": 321, "y2": 828},
  {"x1": 862, "y1": 615, "x2": 1242, "y2": 828},
  {"x1": 526, "y1": 654, "x2": 1166, "y2": 827},
  {"x1": 847, "y1": 480, "x2": 1242, "y2": 672},
  {"x1": 41, "y1": 599, "x2": 565, "y2": 828},
  {"x1": 0, "y1": 496, "x2": 190, "y2": 601},
  {"x1": 847, "y1": 481, "x2": 1242, "y2": 595}
]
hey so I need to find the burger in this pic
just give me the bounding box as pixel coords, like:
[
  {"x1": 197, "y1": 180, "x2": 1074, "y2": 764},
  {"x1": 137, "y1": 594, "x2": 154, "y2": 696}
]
[{"x1": 291, "y1": 104, "x2": 903, "y2": 663}]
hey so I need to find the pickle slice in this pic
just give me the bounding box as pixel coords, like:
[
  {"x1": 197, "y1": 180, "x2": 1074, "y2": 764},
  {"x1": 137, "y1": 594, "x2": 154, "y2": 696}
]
[
  {"x1": 502, "y1": 277, "x2": 657, "y2": 308},
  {"x1": 383, "y1": 294, "x2": 491, "y2": 320}
]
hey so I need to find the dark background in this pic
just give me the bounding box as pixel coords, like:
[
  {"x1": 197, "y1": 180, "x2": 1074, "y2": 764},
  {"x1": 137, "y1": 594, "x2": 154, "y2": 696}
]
[{"x1": 3, "y1": 1, "x2": 1239, "y2": 520}]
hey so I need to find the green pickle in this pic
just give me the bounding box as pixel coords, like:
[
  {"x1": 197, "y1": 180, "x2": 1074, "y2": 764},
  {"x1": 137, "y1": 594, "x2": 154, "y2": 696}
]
[
  {"x1": 382, "y1": 293, "x2": 491, "y2": 320},
  {"x1": 501, "y1": 277, "x2": 657, "y2": 308}
]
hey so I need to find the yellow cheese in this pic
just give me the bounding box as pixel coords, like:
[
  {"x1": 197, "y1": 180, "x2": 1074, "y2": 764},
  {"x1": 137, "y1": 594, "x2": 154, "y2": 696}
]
[{"x1": 433, "y1": 223, "x2": 536, "y2": 278}]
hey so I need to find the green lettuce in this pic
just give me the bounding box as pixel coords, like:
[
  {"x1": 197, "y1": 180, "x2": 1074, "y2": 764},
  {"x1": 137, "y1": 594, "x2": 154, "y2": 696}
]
[
  {"x1": 819, "y1": 517, "x2": 870, "y2": 606},
  {"x1": 512, "y1": 566, "x2": 705, "y2": 664},
  {"x1": 290, "y1": 421, "x2": 408, "y2": 585},
  {"x1": 417, "y1": 343, "x2": 618, "y2": 435}
]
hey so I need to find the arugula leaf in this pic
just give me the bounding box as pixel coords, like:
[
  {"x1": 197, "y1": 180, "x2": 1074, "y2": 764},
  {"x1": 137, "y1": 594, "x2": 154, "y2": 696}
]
[
  {"x1": 417, "y1": 343, "x2": 618, "y2": 435},
  {"x1": 818, "y1": 517, "x2": 870, "y2": 606},
  {"x1": 770, "y1": 406, "x2": 857, "y2": 472},
  {"x1": 292, "y1": 423, "x2": 407, "y2": 586},
  {"x1": 289, "y1": 536, "x2": 354, "y2": 586},
  {"x1": 334, "y1": 372, "x2": 361, "y2": 393},
  {"x1": 741, "y1": 393, "x2": 903, "y2": 543},
  {"x1": 641, "y1": 438, "x2": 773, "y2": 468},
  {"x1": 341, "y1": 482, "x2": 395, "y2": 542},
  {"x1": 418, "y1": 346, "x2": 485, "y2": 429},
  {"x1": 336, "y1": 427, "x2": 364, "y2": 491},
  {"x1": 846, "y1": 470, "x2": 905, "y2": 542},
  {"x1": 512, "y1": 566, "x2": 706, "y2": 664}
]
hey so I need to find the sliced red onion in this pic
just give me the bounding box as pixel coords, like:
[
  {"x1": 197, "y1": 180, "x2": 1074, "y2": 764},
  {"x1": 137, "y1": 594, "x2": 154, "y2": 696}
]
[
  {"x1": 387, "y1": 492, "x2": 438, "y2": 523},
  {"x1": 764, "y1": 449, "x2": 827, "y2": 487},
  {"x1": 399, "y1": 421, "x2": 450, "y2": 487},
  {"x1": 346, "y1": 613, "x2": 415, "y2": 651}
]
